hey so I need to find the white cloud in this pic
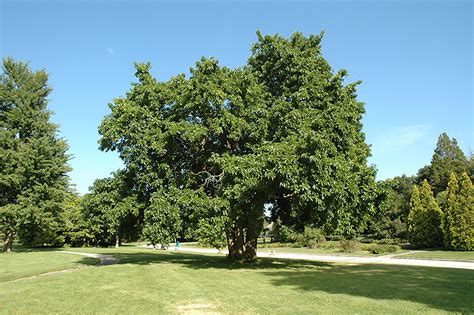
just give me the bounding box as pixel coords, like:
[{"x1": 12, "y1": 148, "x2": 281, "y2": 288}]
[
  {"x1": 376, "y1": 124, "x2": 432, "y2": 150},
  {"x1": 107, "y1": 47, "x2": 115, "y2": 55}
]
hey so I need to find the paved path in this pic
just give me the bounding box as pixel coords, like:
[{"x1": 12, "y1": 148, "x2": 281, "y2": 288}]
[
  {"x1": 61, "y1": 251, "x2": 119, "y2": 265},
  {"x1": 165, "y1": 246, "x2": 474, "y2": 270},
  {"x1": 12, "y1": 251, "x2": 118, "y2": 282}
]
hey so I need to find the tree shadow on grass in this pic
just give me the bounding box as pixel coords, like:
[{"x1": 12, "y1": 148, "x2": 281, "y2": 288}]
[{"x1": 90, "y1": 249, "x2": 474, "y2": 313}]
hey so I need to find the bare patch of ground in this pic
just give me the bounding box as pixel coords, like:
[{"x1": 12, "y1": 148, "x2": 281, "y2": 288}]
[{"x1": 176, "y1": 302, "x2": 220, "y2": 315}]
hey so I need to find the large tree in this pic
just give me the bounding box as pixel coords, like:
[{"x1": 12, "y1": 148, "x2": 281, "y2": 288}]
[
  {"x1": 99, "y1": 32, "x2": 378, "y2": 261},
  {"x1": 0, "y1": 58, "x2": 71, "y2": 252}
]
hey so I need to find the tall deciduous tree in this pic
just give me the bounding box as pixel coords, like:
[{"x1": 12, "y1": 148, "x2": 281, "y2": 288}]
[
  {"x1": 82, "y1": 170, "x2": 141, "y2": 247},
  {"x1": 98, "y1": 32, "x2": 378, "y2": 261},
  {"x1": 0, "y1": 58, "x2": 71, "y2": 252}
]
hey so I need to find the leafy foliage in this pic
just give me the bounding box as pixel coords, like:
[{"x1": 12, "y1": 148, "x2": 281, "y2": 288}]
[
  {"x1": 81, "y1": 171, "x2": 141, "y2": 247},
  {"x1": 196, "y1": 216, "x2": 228, "y2": 250},
  {"x1": 365, "y1": 176, "x2": 414, "y2": 239}
]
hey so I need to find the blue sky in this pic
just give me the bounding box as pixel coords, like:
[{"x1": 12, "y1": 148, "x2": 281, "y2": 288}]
[{"x1": 1, "y1": 0, "x2": 472, "y2": 195}]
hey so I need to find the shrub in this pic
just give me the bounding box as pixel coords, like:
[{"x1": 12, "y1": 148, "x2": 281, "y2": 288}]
[
  {"x1": 296, "y1": 227, "x2": 326, "y2": 248},
  {"x1": 369, "y1": 244, "x2": 400, "y2": 254},
  {"x1": 273, "y1": 222, "x2": 298, "y2": 243},
  {"x1": 377, "y1": 238, "x2": 400, "y2": 245},
  {"x1": 260, "y1": 242, "x2": 284, "y2": 248},
  {"x1": 340, "y1": 240, "x2": 359, "y2": 253},
  {"x1": 319, "y1": 241, "x2": 339, "y2": 250}
]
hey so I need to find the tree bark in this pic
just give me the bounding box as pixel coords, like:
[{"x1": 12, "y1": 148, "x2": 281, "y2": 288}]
[
  {"x1": 227, "y1": 223, "x2": 244, "y2": 261},
  {"x1": 227, "y1": 206, "x2": 262, "y2": 262},
  {"x1": 3, "y1": 230, "x2": 13, "y2": 253}
]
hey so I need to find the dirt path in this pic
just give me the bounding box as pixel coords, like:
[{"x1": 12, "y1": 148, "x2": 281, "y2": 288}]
[
  {"x1": 167, "y1": 246, "x2": 474, "y2": 270},
  {"x1": 12, "y1": 251, "x2": 119, "y2": 282}
]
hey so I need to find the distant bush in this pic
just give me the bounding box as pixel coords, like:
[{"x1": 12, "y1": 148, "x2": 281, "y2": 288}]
[
  {"x1": 260, "y1": 242, "x2": 284, "y2": 248},
  {"x1": 296, "y1": 227, "x2": 326, "y2": 248},
  {"x1": 368, "y1": 244, "x2": 400, "y2": 254},
  {"x1": 319, "y1": 241, "x2": 339, "y2": 250},
  {"x1": 340, "y1": 240, "x2": 359, "y2": 253},
  {"x1": 273, "y1": 222, "x2": 298, "y2": 243},
  {"x1": 377, "y1": 239, "x2": 400, "y2": 245}
]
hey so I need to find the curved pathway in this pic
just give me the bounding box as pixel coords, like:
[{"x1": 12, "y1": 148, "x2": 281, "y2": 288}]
[
  {"x1": 167, "y1": 246, "x2": 474, "y2": 270},
  {"x1": 13, "y1": 251, "x2": 119, "y2": 282}
]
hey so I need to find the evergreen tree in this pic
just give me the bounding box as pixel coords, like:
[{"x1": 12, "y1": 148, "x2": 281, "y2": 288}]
[
  {"x1": 0, "y1": 58, "x2": 71, "y2": 251},
  {"x1": 457, "y1": 173, "x2": 474, "y2": 250},
  {"x1": 445, "y1": 172, "x2": 473, "y2": 250},
  {"x1": 408, "y1": 181, "x2": 443, "y2": 248},
  {"x1": 408, "y1": 186, "x2": 423, "y2": 247},
  {"x1": 444, "y1": 173, "x2": 459, "y2": 248},
  {"x1": 418, "y1": 133, "x2": 469, "y2": 194}
]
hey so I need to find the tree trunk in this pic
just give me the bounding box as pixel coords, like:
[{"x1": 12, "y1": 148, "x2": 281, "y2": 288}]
[
  {"x1": 3, "y1": 230, "x2": 13, "y2": 253},
  {"x1": 115, "y1": 234, "x2": 120, "y2": 248},
  {"x1": 243, "y1": 216, "x2": 259, "y2": 262},
  {"x1": 227, "y1": 223, "x2": 244, "y2": 261},
  {"x1": 227, "y1": 207, "x2": 262, "y2": 262}
]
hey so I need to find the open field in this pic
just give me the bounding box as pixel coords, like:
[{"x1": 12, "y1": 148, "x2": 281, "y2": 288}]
[{"x1": 1, "y1": 247, "x2": 473, "y2": 314}]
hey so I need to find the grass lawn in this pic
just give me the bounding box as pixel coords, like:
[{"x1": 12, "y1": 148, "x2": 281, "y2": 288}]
[
  {"x1": 1, "y1": 247, "x2": 472, "y2": 314},
  {"x1": 0, "y1": 248, "x2": 99, "y2": 282},
  {"x1": 394, "y1": 250, "x2": 474, "y2": 261}
]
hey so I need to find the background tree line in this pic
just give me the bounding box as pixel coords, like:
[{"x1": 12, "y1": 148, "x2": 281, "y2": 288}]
[{"x1": 365, "y1": 133, "x2": 473, "y2": 249}]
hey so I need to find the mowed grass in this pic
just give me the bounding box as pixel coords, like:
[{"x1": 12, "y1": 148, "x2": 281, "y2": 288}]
[
  {"x1": 257, "y1": 246, "x2": 391, "y2": 256},
  {"x1": 1, "y1": 247, "x2": 473, "y2": 314},
  {"x1": 0, "y1": 249, "x2": 99, "y2": 282},
  {"x1": 395, "y1": 250, "x2": 474, "y2": 261}
]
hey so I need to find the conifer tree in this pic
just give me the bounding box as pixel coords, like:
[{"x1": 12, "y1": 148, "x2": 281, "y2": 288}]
[
  {"x1": 408, "y1": 186, "x2": 423, "y2": 247},
  {"x1": 445, "y1": 172, "x2": 474, "y2": 250},
  {"x1": 408, "y1": 180, "x2": 443, "y2": 248},
  {"x1": 418, "y1": 133, "x2": 469, "y2": 194},
  {"x1": 444, "y1": 173, "x2": 459, "y2": 248},
  {"x1": 457, "y1": 172, "x2": 474, "y2": 250},
  {"x1": 0, "y1": 58, "x2": 71, "y2": 251}
]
